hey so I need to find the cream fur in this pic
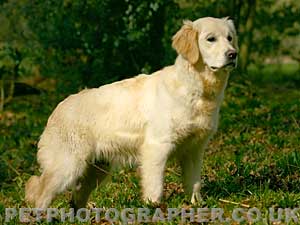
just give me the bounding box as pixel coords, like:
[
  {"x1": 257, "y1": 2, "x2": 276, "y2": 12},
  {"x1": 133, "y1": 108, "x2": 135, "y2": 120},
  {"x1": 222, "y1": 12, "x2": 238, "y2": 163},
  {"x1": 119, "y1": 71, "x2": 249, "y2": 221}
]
[{"x1": 25, "y1": 17, "x2": 238, "y2": 209}]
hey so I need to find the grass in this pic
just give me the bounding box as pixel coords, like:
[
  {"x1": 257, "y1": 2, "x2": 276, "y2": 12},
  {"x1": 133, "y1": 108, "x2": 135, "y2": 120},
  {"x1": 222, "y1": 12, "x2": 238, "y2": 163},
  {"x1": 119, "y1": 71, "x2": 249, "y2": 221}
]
[{"x1": 0, "y1": 64, "x2": 300, "y2": 224}]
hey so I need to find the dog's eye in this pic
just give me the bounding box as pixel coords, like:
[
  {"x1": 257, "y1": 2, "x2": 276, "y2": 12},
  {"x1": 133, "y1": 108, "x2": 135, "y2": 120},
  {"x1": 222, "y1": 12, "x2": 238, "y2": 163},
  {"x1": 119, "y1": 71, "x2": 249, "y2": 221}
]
[
  {"x1": 207, "y1": 37, "x2": 216, "y2": 42},
  {"x1": 227, "y1": 35, "x2": 232, "y2": 41}
]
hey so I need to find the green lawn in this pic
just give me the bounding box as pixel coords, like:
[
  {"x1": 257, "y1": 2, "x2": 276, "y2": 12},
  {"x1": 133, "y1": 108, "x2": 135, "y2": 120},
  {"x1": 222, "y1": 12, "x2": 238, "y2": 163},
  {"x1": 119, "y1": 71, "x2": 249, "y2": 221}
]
[{"x1": 1, "y1": 65, "x2": 300, "y2": 224}]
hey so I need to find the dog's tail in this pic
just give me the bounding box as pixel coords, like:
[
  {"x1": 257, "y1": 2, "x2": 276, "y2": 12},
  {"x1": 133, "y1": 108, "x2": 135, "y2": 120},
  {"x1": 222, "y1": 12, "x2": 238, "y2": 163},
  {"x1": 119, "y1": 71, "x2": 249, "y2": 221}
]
[{"x1": 25, "y1": 175, "x2": 41, "y2": 206}]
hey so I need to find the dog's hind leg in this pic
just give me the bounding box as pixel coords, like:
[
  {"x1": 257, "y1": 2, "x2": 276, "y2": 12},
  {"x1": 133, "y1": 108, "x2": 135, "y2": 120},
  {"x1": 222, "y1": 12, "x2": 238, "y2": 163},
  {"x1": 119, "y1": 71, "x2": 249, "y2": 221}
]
[
  {"x1": 25, "y1": 175, "x2": 43, "y2": 205},
  {"x1": 70, "y1": 161, "x2": 109, "y2": 211},
  {"x1": 26, "y1": 153, "x2": 88, "y2": 209}
]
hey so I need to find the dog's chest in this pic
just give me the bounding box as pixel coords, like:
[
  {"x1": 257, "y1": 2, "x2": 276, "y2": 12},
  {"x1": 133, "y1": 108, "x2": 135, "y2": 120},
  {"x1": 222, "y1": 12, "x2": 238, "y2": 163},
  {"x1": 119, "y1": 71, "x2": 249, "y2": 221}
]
[{"x1": 172, "y1": 97, "x2": 220, "y2": 142}]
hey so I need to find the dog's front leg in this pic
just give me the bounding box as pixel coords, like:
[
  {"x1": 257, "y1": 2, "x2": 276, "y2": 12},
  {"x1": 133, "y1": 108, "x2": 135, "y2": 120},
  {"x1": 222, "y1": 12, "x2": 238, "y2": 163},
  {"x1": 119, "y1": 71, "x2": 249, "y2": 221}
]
[
  {"x1": 180, "y1": 144, "x2": 206, "y2": 205},
  {"x1": 139, "y1": 142, "x2": 173, "y2": 204},
  {"x1": 190, "y1": 148, "x2": 204, "y2": 205}
]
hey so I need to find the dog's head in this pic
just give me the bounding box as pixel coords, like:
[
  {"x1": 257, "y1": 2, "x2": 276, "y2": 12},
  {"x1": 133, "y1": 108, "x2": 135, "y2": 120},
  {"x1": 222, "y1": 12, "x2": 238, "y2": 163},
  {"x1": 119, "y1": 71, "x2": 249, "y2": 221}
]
[{"x1": 172, "y1": 17, "x2": 238, "y2": 72}]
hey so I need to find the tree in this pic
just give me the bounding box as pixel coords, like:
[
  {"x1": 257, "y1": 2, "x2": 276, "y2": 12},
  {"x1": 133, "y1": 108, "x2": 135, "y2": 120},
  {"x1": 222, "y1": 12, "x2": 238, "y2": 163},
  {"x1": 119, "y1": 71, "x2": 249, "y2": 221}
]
[
  {"x1": 0, "y1": 0, "x2": 299, "y2": 103},
  {"x1": 22, "y1": 0, "x2": 178, "y2": 91},
  {"x1": 0, "y1": 0, "x2": 41, "y2": 110}
]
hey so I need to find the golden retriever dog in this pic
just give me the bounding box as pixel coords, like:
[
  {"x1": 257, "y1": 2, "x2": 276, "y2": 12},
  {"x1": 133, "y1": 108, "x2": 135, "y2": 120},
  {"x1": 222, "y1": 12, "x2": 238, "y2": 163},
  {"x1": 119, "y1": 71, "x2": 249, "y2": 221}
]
[{"x1": 26, "y1": 17, "x2": 238, "y2": 209}]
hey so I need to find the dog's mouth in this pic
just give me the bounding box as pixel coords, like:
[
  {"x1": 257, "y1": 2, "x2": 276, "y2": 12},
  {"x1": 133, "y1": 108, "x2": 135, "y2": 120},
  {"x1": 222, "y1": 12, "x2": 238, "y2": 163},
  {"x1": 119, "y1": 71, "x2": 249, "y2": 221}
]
[
  {"x1": 224, "y1": 62, "x2": 236, "y2": 68},
  {"x1": 210, "y1": 62, "x2": 236, "y2": 71}
]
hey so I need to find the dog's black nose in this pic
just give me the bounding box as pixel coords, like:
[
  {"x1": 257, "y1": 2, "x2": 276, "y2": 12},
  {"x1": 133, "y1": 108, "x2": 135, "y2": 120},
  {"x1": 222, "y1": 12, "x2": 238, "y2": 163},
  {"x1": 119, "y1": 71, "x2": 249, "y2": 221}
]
[{"x1": 226, "y1": 50, "x2": 237, "y2": 60}]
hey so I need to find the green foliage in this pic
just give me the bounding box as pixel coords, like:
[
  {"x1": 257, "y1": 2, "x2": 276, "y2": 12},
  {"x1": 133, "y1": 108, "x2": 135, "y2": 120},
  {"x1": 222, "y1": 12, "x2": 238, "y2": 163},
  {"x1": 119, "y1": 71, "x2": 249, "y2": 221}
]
[
  {"x1": 1, "y1": 0, "x2": 299, "y2": 93},
  {"x1": 18, "y1": 0, "x2": 178, "y2": 92},
  {"x1": 0, "y1": 0, "x2": 41, "y2": 77},
  {"x1": 0, "y1": 43, "x2": 21, "y2": 77}
]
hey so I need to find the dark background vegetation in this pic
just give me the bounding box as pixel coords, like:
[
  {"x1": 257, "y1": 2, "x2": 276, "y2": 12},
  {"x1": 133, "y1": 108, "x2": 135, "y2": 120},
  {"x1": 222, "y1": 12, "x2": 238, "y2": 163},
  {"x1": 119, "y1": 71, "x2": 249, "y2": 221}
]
[{"x1": 0, "y1": 0, "x2": 299, "y2": 223}]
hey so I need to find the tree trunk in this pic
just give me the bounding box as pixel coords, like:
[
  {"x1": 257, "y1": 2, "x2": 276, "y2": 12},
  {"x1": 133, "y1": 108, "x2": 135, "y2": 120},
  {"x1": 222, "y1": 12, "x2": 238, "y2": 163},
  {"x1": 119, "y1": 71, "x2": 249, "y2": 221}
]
[
  {"x1": 239, "y1": 0, "x2": 256, "y2": 72},
  {"x1": 0, "y1": 79, "x2": 4, "y2": 111}
]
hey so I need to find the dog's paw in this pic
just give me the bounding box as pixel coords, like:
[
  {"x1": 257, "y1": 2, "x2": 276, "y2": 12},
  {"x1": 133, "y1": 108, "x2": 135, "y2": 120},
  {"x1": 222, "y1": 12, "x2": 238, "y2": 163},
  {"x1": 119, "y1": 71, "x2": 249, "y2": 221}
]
[
  {"x1": 143, "y1": 196, "x2": 161, "y2": 206},
  {"x1": 191, "y1": 192, "x2": 202, "y2": 205}
]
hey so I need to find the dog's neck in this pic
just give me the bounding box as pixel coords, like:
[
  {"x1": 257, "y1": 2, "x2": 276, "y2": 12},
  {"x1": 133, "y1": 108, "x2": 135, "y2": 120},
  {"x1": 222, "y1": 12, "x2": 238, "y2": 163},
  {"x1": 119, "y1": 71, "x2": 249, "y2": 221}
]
[{"x1": 174, "y1": 55, "x2": 230, "y2": 101}]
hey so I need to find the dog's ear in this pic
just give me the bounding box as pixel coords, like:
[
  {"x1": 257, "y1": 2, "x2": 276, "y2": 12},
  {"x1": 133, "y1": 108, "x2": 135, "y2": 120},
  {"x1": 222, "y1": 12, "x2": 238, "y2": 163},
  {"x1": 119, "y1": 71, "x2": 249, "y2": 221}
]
[
  {"x1": 172, "y1": 20, "x2": 199, "y2": 64},
  {"x1": 223, "y1": 17, "x2": 238, "y2": 50},
  {"x1": 223, "y1": 17, "x2": 237, "y2": 34}
]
